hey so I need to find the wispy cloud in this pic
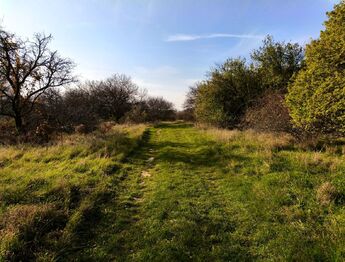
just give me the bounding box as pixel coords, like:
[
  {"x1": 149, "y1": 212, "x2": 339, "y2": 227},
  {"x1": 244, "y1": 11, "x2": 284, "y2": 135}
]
[{"x1": 165, "y1": 33, "x2": 264, "y2": 42}]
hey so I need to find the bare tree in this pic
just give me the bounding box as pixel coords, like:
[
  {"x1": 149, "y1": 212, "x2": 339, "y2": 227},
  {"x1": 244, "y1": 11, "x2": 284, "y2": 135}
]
[
  {"x1": 0, "y1": 28, "x2": 75, "y2": 133},
  {"x1": 87, "y1": 74, "x2": 139, "y2": 121},
  {"x1": 146, "y1": 96, "x2": 176, "y2": 121},
  {"x1": 183, "y1": 84, "x2": 199, "y2": 111}
]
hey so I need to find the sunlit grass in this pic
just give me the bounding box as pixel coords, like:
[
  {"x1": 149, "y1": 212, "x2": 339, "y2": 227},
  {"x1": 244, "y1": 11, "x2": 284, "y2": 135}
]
[
  {"x1": 0, "y1": 124, "x2": 147, "y2": 260},
  {"x1": 1, "y1": 122, "x2": 345, "y2": 260},
  {"x1": 199, "y1": 125, "x2": 345, "y2": 260}
]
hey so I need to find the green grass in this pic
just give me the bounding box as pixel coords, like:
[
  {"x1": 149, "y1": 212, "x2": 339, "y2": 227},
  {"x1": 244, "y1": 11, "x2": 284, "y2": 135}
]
[
  {"x1": 0, "y1": 124, "x2": 147, "y2": 261},
  {"x1": 1, "y1": 122, "x2": 345, "y2": 261}
]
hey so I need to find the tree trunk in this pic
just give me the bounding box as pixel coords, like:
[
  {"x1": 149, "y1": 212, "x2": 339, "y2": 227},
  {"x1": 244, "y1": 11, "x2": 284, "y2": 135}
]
[{"x1": 14, "y1": 114, "x2": 24, "y2": 134}]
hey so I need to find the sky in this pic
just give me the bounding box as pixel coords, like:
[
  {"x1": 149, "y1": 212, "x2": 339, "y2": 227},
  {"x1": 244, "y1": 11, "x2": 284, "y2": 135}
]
[{"x1": 0, "y1": 0, "x2": 339, "y2": 109}]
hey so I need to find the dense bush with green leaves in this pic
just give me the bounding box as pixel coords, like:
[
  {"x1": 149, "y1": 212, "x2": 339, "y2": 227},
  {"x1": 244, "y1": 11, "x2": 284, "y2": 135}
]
[
  {"x1": 194, "y1": 58, "x2": 261, "y2": 127},
  {"x1": 286, "y1": 1, "x2": 345, "y2": 135},
  {"x1": 191, "y1": 37, "x2": 303, "y2": 128}
]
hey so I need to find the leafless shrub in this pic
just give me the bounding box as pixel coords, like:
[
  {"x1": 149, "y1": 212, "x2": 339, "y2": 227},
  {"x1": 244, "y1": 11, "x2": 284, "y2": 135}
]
[
  {"x1": 74, "y1": 124, "x2": 88, "y2": 134},
  {"x1": 99, "y1": 121, "x2": 116, "y2": 133},
  {"x1": 242, "y1": 90, "x2": 293, "y2": 133},
  {"x1": 123, "y1": 103, "x2": 148, "y2": 124}
]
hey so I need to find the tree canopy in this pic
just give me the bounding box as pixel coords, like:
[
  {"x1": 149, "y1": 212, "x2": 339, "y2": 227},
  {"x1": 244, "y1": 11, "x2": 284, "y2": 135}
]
[{"x1": 251, "y1": 36, "x2": 304, "y2": 91}]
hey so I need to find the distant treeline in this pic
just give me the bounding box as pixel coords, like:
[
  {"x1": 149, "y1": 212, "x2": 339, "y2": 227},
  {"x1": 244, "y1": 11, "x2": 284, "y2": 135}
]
[
  {"x1": 35, "y1": 75, "x2": 176, "y2": 132},
  {"x1": 182, "y1": 1, "x2": 345, "y2": 139},
  {"x1": 0, "y1": 29, "x2": 175, "y2": 143}
]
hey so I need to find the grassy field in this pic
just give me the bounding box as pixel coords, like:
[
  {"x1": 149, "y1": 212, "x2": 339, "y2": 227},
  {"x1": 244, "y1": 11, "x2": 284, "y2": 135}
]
[
  {"x1": 1, "y1": 122, "x2": 345, "y2": 261},
  {"x1": 0, "y1": 124, "x2": 147, "y2": 261}
]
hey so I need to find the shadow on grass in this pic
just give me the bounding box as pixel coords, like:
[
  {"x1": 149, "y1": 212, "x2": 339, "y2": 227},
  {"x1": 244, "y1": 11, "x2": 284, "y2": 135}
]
[
  {"x1": 149, "y1": 124, "x2": 252, "y2": 169},
  {"x1": 154, "y1": 144, "x2": 250, "y2": 169},
  {"x1": 124, "y1": 128, "x2": 154, "y2": 165},
  {"x1": 155, "y1": 122, "x2": 194, "y2": 129}
]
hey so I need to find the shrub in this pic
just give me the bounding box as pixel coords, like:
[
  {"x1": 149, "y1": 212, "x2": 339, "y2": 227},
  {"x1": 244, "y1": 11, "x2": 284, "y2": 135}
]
[
  {"x1": 191, "y1": 37, "x2": 304, "y2": 129},
  {"x1": 0, "y1": 117, "x2": 17, "y2": 144},
  {"x1": 123, "y1": 103, "x2": 148, "y2": 123},
  {"x1": 286, "y1": 2, "x2": 345, "y2": 135},
  {"x1": 74, "y1": 124, "x2": 88, "y2": 134},
  {"x1": 242, "y1": 90, "x2": 293, "y2": 133},
  {"x1": 194, "y1": 58, "x2": 261, "y2": 127},
  {"x1": 145, "y1": 97, "x2": 176, "y2": 122}
]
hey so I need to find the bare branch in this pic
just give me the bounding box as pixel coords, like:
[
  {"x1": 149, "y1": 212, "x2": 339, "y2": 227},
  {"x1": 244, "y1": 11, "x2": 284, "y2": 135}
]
[{"x1": 0, "y1": 28, "x2": 76, "y2": 132}]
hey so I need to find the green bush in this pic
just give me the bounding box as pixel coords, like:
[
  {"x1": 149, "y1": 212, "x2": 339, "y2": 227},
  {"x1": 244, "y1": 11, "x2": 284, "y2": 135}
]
[
  {"x1": 195, "y1": 58, "x2": 261, "y2": 127},
  {"x1": 192, "y1": 36, "x2": 304, "y2": 129},
  {"x1": 286, "y1": 1, "x2": 345, "y2": 134}
]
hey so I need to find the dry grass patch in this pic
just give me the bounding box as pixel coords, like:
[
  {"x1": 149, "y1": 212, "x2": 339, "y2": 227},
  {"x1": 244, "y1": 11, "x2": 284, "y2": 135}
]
[
  {"x1": 316, "y1": 182, "x2": 338, "y2": 206},
  {"x1": 0, "y1": 204, "x2": 66, "y2": 260},
  {"x1": 201, "y1": 126, "x2": 294, "y2": 151},
  {"x1": 1, "y1": 204, "x2": 55, "y2": 236}
]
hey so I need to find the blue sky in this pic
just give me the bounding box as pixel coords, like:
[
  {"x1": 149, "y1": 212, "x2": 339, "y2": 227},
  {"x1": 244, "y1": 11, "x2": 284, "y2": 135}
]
[{"x1": 0, "y1": 0, "x2": 339, "y2": 108}]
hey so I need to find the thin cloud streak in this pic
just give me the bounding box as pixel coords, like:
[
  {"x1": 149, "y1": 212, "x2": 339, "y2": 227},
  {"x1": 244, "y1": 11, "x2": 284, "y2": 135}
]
[{"x1": 166, "y1": 33, "x2": 265, "y2": 42}]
